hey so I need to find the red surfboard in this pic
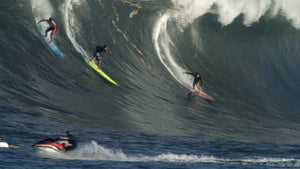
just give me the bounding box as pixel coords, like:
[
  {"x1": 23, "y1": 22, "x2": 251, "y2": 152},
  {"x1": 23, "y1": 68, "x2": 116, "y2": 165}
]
[
  {"x1": 188, "y1": 87, "x2": 216, "y2": 102},
  {"x1": 193, "y1": 90, "x2": 216, "y2": 102}
]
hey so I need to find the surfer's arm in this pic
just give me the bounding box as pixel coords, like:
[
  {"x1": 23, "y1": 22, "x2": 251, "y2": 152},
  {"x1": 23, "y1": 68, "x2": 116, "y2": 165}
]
[
  {"x1": 38, "y1": 19, "x2": 47, "y2": 24},
  {"x1": 59, "y1": 136, "x2": 69, "y2": 140},
  {"x1": 183, "y1": 72, "x2": 195, "y2": 76}
]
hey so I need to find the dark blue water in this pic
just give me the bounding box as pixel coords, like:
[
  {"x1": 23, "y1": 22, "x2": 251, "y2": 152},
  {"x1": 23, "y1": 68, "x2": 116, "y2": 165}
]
[
  {"x1": 0, "y1": 0, "x2": 300, "y2": 168},
  {"x1": 1, "y1": 130, "x2": 300, "y2": 168}
]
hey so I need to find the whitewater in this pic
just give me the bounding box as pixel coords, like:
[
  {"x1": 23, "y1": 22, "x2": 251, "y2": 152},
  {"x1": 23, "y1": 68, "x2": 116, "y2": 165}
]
[{"x1": 0, "y1": 0, "x2": 300, "y2": 168}]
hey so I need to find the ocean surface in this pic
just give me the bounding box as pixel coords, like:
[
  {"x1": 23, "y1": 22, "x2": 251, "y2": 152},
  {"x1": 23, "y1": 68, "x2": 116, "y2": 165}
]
[{"x1": 0, "y1": 0, "x2": 300, "y2": 168}]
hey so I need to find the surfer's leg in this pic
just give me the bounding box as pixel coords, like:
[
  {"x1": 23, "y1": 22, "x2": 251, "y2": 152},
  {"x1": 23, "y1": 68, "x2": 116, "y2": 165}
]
[
  {"x1": 45, "y1": 27, "x2": 52, "y2": 37},
  {"x1": 98, "y1": 60, "x2": 102, "y2": 69},
  {"x1": 49, "y1": 29, "x2": 56, "y2": 44},
  {"x1": 49, "y1": 34, "x2": 53, "y2": 44},
  {"x1": 196, "y1": 83, "x2": 202, "y2": 91},
  {"x1": 96, "y1": 53, "x2": 102, "y2": 69},
  {"x1": 90, "y1": 57, "x2": 95, "y2": 62},
  {"x1": 192, "y1": 82, "x2": 196, "y2": 90}
]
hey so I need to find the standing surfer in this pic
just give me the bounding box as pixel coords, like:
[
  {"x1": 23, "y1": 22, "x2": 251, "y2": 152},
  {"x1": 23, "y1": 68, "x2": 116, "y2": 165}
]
[
  {"x1": 183, "y1": 72, "x2": 203, "y2": 91},
  {"x1": 38, "y1": 17, "x2": 59, "y2": 44},
  {"x1": 89, "y1": 45, "x2": 112, "y2": 69}
]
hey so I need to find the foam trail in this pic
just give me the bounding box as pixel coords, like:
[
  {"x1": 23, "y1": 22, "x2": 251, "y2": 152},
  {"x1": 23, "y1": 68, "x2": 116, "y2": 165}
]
[
  {"x1": 153, "y1": 14, "x2": 193, "y2": 88},
  {"x1": 30, "y1": 0, "x2": 54, "y2": 28},
  {"x1": 152, "y1": 2, "x2": 213, "y2": 89},
  {"x1": 64, "y1": 0, "x2": 89, "y2": 58}
]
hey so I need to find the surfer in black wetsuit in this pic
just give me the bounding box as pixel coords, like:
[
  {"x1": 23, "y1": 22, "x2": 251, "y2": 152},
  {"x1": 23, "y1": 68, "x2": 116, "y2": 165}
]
[
  {"x1": 59, "y1": 131, "x2": 77, "y2": 151},
  {"x1": 183, "y1": 72, "x2": 203, "y2": 91},
  {"x1": 89, "y1": 45, "x2": 112, "y2": 69},
  {"x1": 38, "y1": 17, "x2": 59, "y2": 44}
]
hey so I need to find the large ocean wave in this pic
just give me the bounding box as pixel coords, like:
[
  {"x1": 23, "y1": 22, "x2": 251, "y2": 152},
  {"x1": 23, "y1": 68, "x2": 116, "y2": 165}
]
[{"x1": 0, "y1": 0, "x2": 299, "y2": 144}]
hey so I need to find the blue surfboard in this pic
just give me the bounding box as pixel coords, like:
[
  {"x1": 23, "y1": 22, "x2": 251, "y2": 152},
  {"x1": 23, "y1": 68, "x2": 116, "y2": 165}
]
[{"x1": 40, "y1": 29, "x2": 63, "y2": 57}]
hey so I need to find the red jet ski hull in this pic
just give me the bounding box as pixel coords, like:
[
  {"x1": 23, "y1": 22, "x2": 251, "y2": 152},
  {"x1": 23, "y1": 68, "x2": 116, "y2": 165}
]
[{"x1": 33, "y1": 139, "x2": 66, "y2": 153}]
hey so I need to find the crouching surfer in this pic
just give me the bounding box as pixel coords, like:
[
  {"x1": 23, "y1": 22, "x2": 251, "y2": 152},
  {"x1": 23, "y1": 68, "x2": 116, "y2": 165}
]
[
  {"x1": 89, "y1": 45, "x2": 112, "y2": 69},
  {"x1": 59, "y1": 131, "x2": 77, "y2": 151},
  {"x1": 38, "y1": 17, "x2": 59, "y2": 44},
  {"x1": 183, "y1": 72, "x2": 203, "y2": 91}
]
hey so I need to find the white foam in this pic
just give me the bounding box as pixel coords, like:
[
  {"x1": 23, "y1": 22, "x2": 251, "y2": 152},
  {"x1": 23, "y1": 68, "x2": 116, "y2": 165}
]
[
  {"x1": 170, "y1": 0, "x2": 300, "y2": 28},
  {"x1": 272, "y1": 0, "x2": 300, "y2": 28},
  {"x1": 214, "y1": 0, "x2": 272, "y2": 26},
  {"x1": 30, "y1": 0, "x2": 53, "y2": 24}
]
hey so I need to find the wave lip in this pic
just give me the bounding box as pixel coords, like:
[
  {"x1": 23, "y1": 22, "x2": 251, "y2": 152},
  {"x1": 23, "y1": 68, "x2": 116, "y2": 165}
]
[{"x1": 153, "y1": 0, "x2": 300, "y2": 89}]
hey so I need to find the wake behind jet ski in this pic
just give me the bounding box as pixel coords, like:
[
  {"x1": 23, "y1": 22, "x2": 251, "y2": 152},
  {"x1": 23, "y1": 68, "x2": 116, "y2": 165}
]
[{"x1": 33, "y1": 131, "x2": 77, "y2": 153}]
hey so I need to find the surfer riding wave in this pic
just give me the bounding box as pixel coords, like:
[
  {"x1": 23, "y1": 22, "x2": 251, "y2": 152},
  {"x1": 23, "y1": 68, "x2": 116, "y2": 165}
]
[
  {"x1": 89, "y1": 45, "x2": 112, "y2": 69},
  {"x1": 183, "y1": 72, "x2": 203, "y2": 91},
  {"x1": 38, "y1": 17, "x2": 59, "y2": 44}
]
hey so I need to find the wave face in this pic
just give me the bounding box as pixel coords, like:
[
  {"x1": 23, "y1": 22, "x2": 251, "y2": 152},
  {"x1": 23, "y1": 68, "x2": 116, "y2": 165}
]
[{"x1": 0, "y1": 0, "x2": 300, "y2": 146}]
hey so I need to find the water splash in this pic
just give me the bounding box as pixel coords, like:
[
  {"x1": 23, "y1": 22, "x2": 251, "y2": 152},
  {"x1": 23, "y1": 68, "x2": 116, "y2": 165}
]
[
  {"x1": 33, "y1": 140, "x2": 300, "y2": 167},
  {"x1": 31, "y1": 0, "x2": 53, "y2": 22}
]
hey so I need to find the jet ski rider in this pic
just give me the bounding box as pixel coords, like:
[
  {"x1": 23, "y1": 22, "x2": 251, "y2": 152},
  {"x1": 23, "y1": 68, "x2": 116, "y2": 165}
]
[{"x1": 59, "y1": 131, "x2": 77, "y2": 150}]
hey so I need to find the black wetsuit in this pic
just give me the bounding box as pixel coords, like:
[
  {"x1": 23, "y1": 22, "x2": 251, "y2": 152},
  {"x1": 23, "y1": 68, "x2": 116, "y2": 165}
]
[
  {"x1": 94, "y1": 46, "x2": 109, "y2": 60},
  {"x1": 45, "y1": 19, "x2": 57, "y2": 34},
  {"x1": 66, "y1": 134, "x2": 77, "y2": 151},
  {"x1": 186, "y1": 72, "x2": 203, "y2": 88}
]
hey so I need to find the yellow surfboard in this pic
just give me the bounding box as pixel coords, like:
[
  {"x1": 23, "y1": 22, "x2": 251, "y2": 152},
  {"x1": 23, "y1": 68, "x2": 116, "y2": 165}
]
[{"x1": 85, "y1": 58, "x2": 118, "y2": 86}]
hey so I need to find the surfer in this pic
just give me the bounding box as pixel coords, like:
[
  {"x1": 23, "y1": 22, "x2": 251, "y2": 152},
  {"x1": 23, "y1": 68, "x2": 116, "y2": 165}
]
[
  {"x1": 38, "y1": 17, "x2": 59, "y2": 44},
  {"x1": 59, "y1": 131, "x2": 77, "y2": 150},
  {"x1": 183, "y1": 72, "x2": 203, "y2": 91},
  {"x1": 89, "y1": 45, "x2": 112, "y2": 69}
]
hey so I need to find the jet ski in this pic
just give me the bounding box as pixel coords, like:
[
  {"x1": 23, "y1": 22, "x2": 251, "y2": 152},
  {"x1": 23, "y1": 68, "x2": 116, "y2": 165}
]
[
  {"x1": 32, "y1": 138, "x2": 70, "y2": 153},
  {"x1": 0, "y1": 141, "x2": 9, "y2": 148},
  {"x1": 0, "y1": 137, "x2": 19, "y2": 148}
]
